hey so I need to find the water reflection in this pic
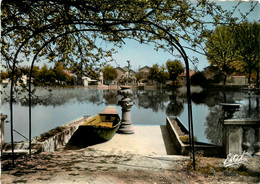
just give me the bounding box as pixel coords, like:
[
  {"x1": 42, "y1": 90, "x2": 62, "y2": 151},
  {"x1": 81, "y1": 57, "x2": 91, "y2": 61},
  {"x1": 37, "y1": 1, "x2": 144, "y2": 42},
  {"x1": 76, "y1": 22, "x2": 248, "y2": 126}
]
[
  {"x1": 136, "y1": 90, "x2": 169, "y2": 112},
  {"x1": 103, "y1": 90, "x2": 118, "y2": 105},
  {"x1": 205, "y1": 105, "x2": 224, "y2": 146},
  {"x1": 1, "y1": 86, "x2": 259, "y2": 144},
  {"x1": 166, "y1": 92, "x2": 184, "y2": 116}
]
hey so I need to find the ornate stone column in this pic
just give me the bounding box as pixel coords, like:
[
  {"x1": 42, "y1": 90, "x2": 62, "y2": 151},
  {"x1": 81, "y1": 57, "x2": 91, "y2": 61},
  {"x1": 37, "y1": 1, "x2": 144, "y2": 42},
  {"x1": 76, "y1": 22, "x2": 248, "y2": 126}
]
[{"x1": 117, "y1": 86, "x2": 134, "y2": 134}]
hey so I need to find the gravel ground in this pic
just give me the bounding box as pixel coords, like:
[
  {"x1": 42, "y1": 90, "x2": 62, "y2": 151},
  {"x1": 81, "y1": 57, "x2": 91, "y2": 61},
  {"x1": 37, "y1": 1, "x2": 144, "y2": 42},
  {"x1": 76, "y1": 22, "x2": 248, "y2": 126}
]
[{"x1": 1, "y1": 146, "x2": 260, "y2": 184}]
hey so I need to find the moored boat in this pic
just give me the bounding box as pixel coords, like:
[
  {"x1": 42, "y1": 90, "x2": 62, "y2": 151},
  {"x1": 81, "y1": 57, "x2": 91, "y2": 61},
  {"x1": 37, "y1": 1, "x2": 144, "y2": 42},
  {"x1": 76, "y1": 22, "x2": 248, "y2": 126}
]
[{"x1": 65, "y1": 106, "x2": 120, "y2": 149}]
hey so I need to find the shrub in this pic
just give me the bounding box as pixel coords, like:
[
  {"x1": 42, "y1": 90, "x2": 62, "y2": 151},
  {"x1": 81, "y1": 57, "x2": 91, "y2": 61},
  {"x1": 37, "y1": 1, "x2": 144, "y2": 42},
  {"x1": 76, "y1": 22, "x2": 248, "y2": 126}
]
[{"x1": 191, "y1": 72, "x2": 208, "y2": 87}]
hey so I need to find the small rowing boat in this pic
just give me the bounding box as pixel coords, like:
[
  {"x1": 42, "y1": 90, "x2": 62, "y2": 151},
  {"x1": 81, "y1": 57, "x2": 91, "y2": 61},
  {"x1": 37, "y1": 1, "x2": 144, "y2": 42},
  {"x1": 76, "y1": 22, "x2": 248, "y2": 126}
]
[{"x1": 65, "y1": 106, "x2": 120, "y2": 149}]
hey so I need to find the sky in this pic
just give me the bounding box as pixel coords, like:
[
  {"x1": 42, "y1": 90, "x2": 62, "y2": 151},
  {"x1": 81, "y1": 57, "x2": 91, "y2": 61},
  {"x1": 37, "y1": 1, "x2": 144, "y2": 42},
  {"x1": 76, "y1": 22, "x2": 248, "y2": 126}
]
[{"x1": 107, "y1": 1, "x2": 259, "y2": 71}]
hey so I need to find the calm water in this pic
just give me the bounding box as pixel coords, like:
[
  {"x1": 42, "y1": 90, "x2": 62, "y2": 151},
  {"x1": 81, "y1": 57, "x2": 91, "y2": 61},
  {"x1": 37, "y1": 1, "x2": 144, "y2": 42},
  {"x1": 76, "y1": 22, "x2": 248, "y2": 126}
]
[{"x1": 1, "y1": 86, "x2": 259, "y2": 145}]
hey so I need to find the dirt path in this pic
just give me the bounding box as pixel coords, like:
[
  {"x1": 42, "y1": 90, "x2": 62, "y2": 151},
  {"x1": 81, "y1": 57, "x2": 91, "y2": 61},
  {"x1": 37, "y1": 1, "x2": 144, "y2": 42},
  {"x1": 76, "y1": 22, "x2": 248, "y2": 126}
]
[{"x1": 2, "y1": 146, "x2": 260, "y2": 184}]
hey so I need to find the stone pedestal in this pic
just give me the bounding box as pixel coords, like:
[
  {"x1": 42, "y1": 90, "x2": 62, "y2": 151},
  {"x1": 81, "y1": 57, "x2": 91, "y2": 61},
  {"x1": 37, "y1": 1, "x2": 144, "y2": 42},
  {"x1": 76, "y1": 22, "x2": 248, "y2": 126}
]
[
  {"x1": 117, "y1": 86, "x2": 134, "y2": 134},
  {"x1": 224, "y1": 125, "x2": 243, "y2": 155}
]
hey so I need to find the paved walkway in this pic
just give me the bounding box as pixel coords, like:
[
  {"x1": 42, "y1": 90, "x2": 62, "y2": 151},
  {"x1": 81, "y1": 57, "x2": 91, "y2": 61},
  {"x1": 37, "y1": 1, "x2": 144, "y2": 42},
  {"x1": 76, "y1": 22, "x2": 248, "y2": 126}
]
[{"x1": 89, "y1": 125, "x2": 177, "y2": 155}]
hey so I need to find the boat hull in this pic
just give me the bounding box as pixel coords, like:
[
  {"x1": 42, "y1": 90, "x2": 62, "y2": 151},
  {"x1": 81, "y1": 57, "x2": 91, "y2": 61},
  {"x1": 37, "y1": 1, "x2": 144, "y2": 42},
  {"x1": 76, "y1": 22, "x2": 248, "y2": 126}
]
[
  {"x1": 65, "y1": 124, "x2": 119, "y2": 149},
  {"x1": 65, "y1": 106, "x2": 120, "y2": 149}
]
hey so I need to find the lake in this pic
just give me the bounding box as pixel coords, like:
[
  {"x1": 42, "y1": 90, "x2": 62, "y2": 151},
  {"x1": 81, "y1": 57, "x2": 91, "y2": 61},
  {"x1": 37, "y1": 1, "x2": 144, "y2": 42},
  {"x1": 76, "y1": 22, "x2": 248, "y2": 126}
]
[{"x1": 1, "y1": 86, "x2": 259, "y2": 145}]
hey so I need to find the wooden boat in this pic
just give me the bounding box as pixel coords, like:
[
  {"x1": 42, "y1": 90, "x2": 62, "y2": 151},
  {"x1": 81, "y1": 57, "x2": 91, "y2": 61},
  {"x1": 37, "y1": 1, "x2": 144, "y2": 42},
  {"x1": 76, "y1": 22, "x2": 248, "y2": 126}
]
[
  {"x1": 65, "y1": 106, "x2": 120, "y2": 149},
  {"x1": 80, "y1": 106, "x2": 120, "y2": 141}
]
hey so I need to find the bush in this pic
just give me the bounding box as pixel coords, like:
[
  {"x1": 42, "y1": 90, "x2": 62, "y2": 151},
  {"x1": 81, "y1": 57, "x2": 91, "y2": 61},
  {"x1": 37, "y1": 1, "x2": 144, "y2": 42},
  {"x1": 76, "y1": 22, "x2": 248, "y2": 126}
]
[{"x1": 191, "y1": 72, "x2": 208, "y2": 87}]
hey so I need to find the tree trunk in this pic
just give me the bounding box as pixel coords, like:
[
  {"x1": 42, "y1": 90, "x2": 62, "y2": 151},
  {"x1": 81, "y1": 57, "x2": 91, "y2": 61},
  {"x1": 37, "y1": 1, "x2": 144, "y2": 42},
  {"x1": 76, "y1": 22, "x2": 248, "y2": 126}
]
[
  {"x1": 223, "y1": 74, "x2": 227, "y2": 85},
  {"x1": 248, "y1": 68, "x2": 252, "y2": 85}
]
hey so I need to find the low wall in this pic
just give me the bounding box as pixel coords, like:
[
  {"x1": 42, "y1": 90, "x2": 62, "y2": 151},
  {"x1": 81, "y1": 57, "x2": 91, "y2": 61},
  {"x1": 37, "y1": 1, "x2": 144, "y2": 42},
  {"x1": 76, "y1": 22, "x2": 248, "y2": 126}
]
[
  {"x1": 224, "y1": 118, "x2": 260, "y2": 156},
  {"x1": 166, "y1": 117, "x2": 186, "y2": 155},
  {"x1": 166, "y1": 117, "x2": 224, "y2": 157},
  {"x1": 2, "y1": 116, "x2": 90, "y2": 156}
]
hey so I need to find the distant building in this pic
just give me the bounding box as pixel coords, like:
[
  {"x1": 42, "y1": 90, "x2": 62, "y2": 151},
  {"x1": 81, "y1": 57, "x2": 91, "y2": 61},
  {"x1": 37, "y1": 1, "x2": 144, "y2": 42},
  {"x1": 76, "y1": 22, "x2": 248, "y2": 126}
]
[
  {"x1": 114, "y1": 67, "x2": 137, "y2": 85},
  {"x1": 138, "y1": 66, "x2": 151, "y2": 83},
  {"x1": 82, "y1": 76, "x2": 98, "y2": 86},
  {"x1": 230, "y1": 75, "x2": 248, "y2": 85},
  {"x1": 178, "y1": 70, "x2": 195, "y2": 85},
  {"x1": 115, "y1": 67, "x2": 126, "y2": 83},
  {"x1": 1, "y1": 78, "x2": 10, "y2": 84},
  {"x1": 98, "y1": 71, "x2": 103, "y2": 86},
  {"x1": 203, "y1": 65, "x2": 219, "y2": 80},
  {"x1": 203, "y1": 66, "x2": 248, "y2": 85},
  {"x1": 63, "y1": 70, "x2": 77, "y2": 78}
]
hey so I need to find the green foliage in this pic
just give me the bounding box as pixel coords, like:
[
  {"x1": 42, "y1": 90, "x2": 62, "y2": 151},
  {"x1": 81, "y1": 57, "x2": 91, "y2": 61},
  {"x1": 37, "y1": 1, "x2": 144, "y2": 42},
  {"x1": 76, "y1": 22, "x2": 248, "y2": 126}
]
[
  {"x1": 205, "y1": 25, "x2": 236, "y2": 84},
  {"x1": 0, "y1": 70, "x2": 9, "y2": 79},
  {"x1": 38, "y1": 64, "x2": 55, "y2": 85},
  {"x1": 2, "y1": 0, "x2": 249, "y2": 77},
  {"x1": 149, "y1": 64, "x2": 160, "y2": 82},
  {"x1": 135, "y1": 72, "x2": 143, "y2": 82},
  {"x1": 166, "y1": 59, "x2": 184, "y2": 81},
  {"x1": 53, "y1": 62, "x2": 66, "y2": 83},
  {"x1": 190, "y1": 72, "x2": 208, "y2": 87},
  {"x1": 148, "y1": 64, "x2": 169, "y2": 84},
  {"x1": 102, "y1": 65, "x2": 117, "y2": 81},
  {"x1": 179, "y1": 135, "x2": 197, "y2": 144},
  {"x1": 233, "y1": 22, "x2": 260, "y2": 84},
  {"x1": 206, "y1": 22, "x2": 260, "y2": 85}
]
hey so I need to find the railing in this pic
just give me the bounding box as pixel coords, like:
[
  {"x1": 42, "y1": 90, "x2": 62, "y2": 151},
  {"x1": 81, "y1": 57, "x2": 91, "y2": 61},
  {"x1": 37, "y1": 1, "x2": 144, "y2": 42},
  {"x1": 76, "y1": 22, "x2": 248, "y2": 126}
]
[{"x1": 224, "y1": 119, "x2": 260, "y2": 156}]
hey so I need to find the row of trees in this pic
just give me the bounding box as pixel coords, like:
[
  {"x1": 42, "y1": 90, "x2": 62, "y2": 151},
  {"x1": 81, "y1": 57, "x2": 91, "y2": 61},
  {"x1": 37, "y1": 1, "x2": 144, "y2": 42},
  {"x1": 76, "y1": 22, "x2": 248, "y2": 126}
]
[
  {"x1": 1, "y1": 63, "x2": 122, "y2": 86},
  {"x1": 147, "y1": 60, "x2": 184, "y2": 85},
  {"x1": 100, "y1": 60, "x2": 185, "y2": 85},
  {"x1": 206, "y1": 22, "x2": 260, "y2": 85},
  {"x1": 1, "y1": 63, "x2": 77, "y2": 86}
]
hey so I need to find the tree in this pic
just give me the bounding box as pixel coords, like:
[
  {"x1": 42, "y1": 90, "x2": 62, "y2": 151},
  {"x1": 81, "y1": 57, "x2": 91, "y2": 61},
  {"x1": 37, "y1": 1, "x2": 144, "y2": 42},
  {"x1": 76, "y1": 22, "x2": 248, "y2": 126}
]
[
  {"x1": 38, "y1": 64, "x2": 55, "y2": 85},
  {"x1": 206, "y1": 22, "x2": 260, "y2": 85},
  {"x1": 234, "y1": 22, "x2": 260, "y2": 85},
  {"x1": 53, "y1": 62, "x2": 66, "y2": 84},
  {"x1": 205, "y1": 26, "x2": 237, "y2": 85},
  {"x1": 135, "y1": 72, "x2": 143, "y2": 82},
  {"x1": 149, "y1": 64, "x2": 160, "y2": 83},
  {"x1": 102, "y1": 65, "x2": 117, "y2": 81},
  {"x1": 2, "y1": 0, "x2": 257, "y2": 168},
  {"x1": 0, "y1": 70, "x2": 9, "y2": 79},
  {"x1": 158, "y1": 65, "x2": 169, "y2": 84},
  {"x1": 148, "y1": 64, "x2": 169, "y2": 84},
  {"x1": 190, "y1": 71, "x2": 208, "y2": 87},
  {"x1": 166, "y1": 59, "x2": 184, "y2": 81}
]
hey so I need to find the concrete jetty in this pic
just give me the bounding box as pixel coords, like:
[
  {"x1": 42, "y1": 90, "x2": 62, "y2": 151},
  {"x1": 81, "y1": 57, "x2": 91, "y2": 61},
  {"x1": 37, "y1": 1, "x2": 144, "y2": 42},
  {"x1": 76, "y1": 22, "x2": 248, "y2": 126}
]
[
  {"x1": 89, "y1": 125, "x2": 177, "y2": 155},
  {"x1": 2, "y1": 119, "x2": 177, "y2": 157}
]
